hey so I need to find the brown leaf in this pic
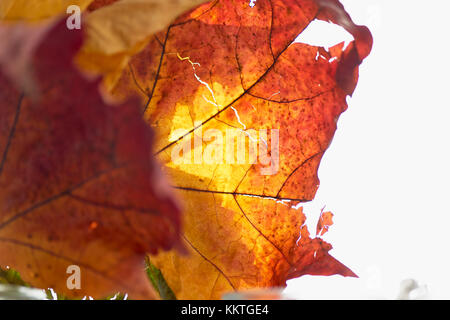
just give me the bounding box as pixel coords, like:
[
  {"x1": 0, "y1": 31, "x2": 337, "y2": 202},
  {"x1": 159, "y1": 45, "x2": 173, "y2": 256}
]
[
  {"x1": 316, "y1": 210, "x2": 333, "y2": 237},
  {"x1": 0, "y1": 0, "x2": 94, "y2": 21},
  {"x1": 0, "y1": 20, "x2": 182, "y2": 299}
]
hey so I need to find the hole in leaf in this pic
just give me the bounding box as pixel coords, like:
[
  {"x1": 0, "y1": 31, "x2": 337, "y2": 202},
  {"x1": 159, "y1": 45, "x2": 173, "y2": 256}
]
[{"x1": 295, "y1": 20, "x2": 353, "y2": 50}]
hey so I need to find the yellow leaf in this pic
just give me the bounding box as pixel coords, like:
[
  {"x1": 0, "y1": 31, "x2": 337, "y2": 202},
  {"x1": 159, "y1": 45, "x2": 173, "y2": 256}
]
[
  {"x1": 77, "y1": 0, "x2": 207, "y2": 90},
  {"x1": 0, "y1": 0, "x2": 94, "y2": 21}
]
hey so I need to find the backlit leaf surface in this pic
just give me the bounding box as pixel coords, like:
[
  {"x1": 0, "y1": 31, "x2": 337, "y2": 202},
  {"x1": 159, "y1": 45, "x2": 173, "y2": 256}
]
[
  {"x1": 0, "y1": 20, "x2": 182, "y2": 299},
  {"x1": 112, "y1": 0, "x2": 372, "y2": 299}
]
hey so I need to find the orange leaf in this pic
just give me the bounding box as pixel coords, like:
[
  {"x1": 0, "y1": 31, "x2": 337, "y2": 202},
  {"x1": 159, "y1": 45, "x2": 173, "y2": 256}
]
[
  {"x1": 111, "y1": 0, "x2": 371, "y2": 299},
  {"x1": 0, "y1": 20, "x2": 182, "y2": 298},
  {"x1": 316, "y1": 210, "x2": 333, "y2": 237},
  {"x1": 77, "y1": 0, "x2": 210, "y2": 90}
]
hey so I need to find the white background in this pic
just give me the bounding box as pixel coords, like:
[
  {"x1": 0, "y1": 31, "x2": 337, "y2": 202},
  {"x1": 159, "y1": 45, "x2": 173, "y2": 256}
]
[{"x1": 286, "y1": 0, "x2": 450, "y2": 299}]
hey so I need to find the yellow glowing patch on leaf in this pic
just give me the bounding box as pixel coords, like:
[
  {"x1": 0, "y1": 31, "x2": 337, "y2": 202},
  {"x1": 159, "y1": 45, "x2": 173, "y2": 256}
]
[
  {"x1": 111, "y1": 0, "x2": 371, "y2": 299},
  {"x1": 0, "y1": 19, "x2": 183, "y2": 298},
  {"x1": 168, "y1": 105, "x2": 195, "y2": 142}
]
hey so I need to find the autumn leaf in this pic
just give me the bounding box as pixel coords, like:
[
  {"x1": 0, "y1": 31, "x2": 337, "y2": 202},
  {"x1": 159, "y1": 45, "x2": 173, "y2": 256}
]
[
  {"x1": 1, "y1": 0, "x2": 209, "y2": 90},
  {"x1": 0, "y1": 19, "x2": 182, "y2": 299},
  {"x1": 111, "y1": 0, "x2": 372, "y2": 299},
  {"x1": 87, "y1": 0, "x2": 121, "y2": 11},
  {"x1": 77, "y1": 0, "x2": 210, "y2": 90},
  {"x1": 83, "y1": 0, "x2": 208, "y2": 55},
  {"x1": 0, "y1": 0, "x2": 372, "y2": 300},
  {"x1": 0, "y1": 0, "x2": 94, "y2": 21}
]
